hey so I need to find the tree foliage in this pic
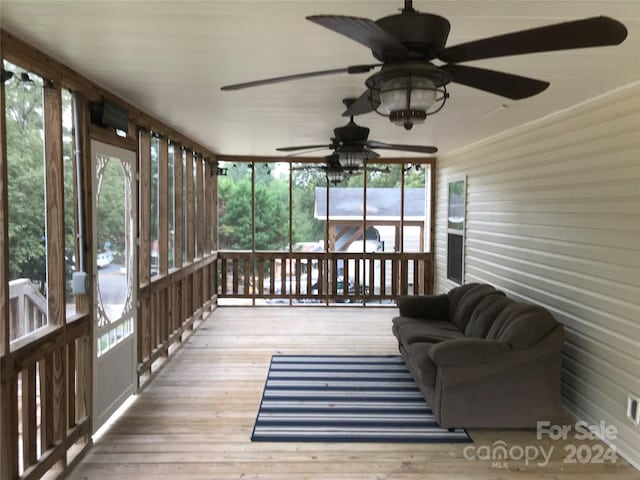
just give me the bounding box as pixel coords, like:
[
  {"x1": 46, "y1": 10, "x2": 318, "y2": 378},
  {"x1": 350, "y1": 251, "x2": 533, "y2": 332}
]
[
  {"x1": 5, "y1": 70, "x2": 47, "y2": 285},
  {"x1": 5, "y1": 65, "x2": 127, "y2": 291},
  {"x1": 216, "y1": 161, "x2": 425, "y2": 251}
]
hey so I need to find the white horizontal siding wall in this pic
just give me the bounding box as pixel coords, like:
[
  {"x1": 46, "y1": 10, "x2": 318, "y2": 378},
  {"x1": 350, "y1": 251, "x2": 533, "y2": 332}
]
[{"x1": 434, "y1": 81, "x2": 640, "y2": 469}]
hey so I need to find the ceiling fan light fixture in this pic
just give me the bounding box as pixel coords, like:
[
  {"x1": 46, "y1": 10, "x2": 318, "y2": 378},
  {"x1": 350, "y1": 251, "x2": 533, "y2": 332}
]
[
  {"x1": 380, "y1": 76, "x2": 436, "y2": 113},
  {"x1": 326, "y1": 167, "x2": 346, "y2": 185},
  {"x1": 338, "y1": 150, "x2": 366, "y2": 172},
  {"x1": 367, "y1": 64, "x2": 450, "y2": 130}
]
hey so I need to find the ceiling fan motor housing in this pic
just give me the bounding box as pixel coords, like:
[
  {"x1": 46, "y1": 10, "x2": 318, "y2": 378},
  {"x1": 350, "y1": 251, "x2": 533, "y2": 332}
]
[
  {"x1": 375, "y1": 12, "x2": 451, "y2": 61},
  {"x1": 333, "y1": 121, "x2": 370, "y2": 143}
]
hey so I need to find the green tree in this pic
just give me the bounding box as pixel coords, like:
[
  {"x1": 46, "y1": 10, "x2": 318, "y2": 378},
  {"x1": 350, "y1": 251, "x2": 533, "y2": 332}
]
[
  {"x1": 218, "y1": 177, "x2": 252, "y2": 249},
  {"x1": 292, "y1": 166, "x2": 325, "y2": 245},
  {"x1": 5, "y1": 68, "x2": 47, "y2": 288},
  {"x1": 255, "y1": 179, "x2": 289, "y2": 250},
  {"x1": 96, "y1": 160, "x2": 126, "y2": 257}
]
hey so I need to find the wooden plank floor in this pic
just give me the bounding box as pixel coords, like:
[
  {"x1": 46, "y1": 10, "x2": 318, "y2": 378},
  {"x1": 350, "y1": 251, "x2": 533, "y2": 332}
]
[{"x1": 68, "y1": 307, "x2": 639, "y2": 479}]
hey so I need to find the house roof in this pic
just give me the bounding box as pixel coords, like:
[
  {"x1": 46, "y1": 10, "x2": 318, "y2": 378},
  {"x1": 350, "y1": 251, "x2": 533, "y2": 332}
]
[{"x1": 314, "y1": 188, "x2": 424, "y2": 220}]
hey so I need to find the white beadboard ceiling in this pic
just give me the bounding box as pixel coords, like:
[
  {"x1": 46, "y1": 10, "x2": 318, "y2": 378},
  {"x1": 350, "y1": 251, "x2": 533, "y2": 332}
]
[{"x1": 1, "y1": 1, "x2": 639, "y2": 158}]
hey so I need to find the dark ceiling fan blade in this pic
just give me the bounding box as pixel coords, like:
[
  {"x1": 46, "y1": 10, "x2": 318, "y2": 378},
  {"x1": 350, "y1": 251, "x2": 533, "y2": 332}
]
[
  {"x1": 276, "y1": 144, "x2": 332, "y2": 152},
  {"x1": 307, "y1": 15, "x2": 410, "y2": 61},
  {"x1": 365, "y1": 140, "x2": 438, "y2": 154},
  {"x1": 221, "y1": 64, "x2": 379, "y2": 91},
  {"x1": 438, "y1": 16, "x2": 628, "y2": 63},
  {"x1": 367, "y1": 167, "x2": 391, "y2": 173},
  {"x1": 291, "y1": 165, "x2": 324, "y2": 171},
  {"x1": 363, "y1": 148, "x2": 381, "y2": 159},
  {"x1": 441, "y1": 64, "x2": 549, "y2": 100},
  {"x1": 342, "y1": 89, "x2": 380, "y2": 117}
]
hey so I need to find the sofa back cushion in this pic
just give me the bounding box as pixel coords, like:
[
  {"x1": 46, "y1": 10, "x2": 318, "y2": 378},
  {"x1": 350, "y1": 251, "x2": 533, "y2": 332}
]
[
  {"x1": 448, "y1": 283, "x2": 498, "y2": 331},
  {"x1": 485, "y1": 302, "x2": 558, "y2": 348},
  {"x1": 464, "y1": 292, "x2": 510, "y2": 338}
]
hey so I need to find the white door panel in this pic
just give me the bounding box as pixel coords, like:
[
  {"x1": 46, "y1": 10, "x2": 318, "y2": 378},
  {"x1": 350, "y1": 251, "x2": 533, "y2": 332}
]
[{"x1": 91, "y1": 140, "x2": 137, "y2": 433}]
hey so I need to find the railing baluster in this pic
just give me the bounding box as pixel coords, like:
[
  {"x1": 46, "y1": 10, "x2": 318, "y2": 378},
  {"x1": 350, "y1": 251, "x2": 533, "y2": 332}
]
[
  {"x1": 243, "y1": 258, "x2": 250, "y2": 296},
  {"x1": 306, "y1": 257, "x2": 312, "y2": 298},
  {"x1": 280, "y1": 256, "x2": 287, "y2": 298},
  {"x1": 21, "y1": 365, "x2": 37, "y2": 470},
  {"x1": 232, "y1": 258, "x2": 239, "y2": 295},
  {"x1": 369, "y1": 256, "x2": 376, "y2": 299},
  {"x1": 317, "y1": 256, "x2": 324, "y2": 298}
]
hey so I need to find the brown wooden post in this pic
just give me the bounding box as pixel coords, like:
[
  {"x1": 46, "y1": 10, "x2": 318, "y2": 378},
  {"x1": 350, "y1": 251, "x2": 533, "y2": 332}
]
[
  {"x1": 212, "y1": 159, "x2": 218, "y2": 252},
  {"x1": 74, "y1": 92, "x2": 95, "y2": 432},
  {"x1": 186, "y1": 150, "x2": 194, "y2": 263},
  {"x1": 44, "y1": 82, "x2": 67, "y2": 465},
  {"x1": 1, "y1": 47, "x2": 19, "y2": 480},
  {"x1": 196, "y1": 156, "x2": 204, "y2": 258},
  {"x1": 73, "y1": 92, "x2": 93, "y2": 437},
  {"x1": 158, "y1": 136, "x2": 168, "y2": 276},
  {"x1": 138, "y1": 130, "x2": 152, "y2": 376},
  {"x1": 174, "y1": 144, "x2": 183, "y2": 269},
  {"x1": 139, "y1": 130, "x2": 151, "y2": 285},
  {"x1": 154, "y1": 135, "x2": 171, "y2": 350},
  {"x1": 204, "y1": 160, "x2": 212, "y2": 255}
]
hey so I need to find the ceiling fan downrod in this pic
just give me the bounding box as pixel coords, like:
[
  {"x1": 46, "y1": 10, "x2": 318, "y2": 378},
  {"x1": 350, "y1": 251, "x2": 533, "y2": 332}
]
[{"x1": 402, "y1": 0, "x2": 415, "y2": 13}]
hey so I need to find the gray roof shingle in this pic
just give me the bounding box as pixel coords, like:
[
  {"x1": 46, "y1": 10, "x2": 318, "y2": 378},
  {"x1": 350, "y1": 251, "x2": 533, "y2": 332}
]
[{"x1": 315, "y1": 188, "x2": 425, "y2": 219}]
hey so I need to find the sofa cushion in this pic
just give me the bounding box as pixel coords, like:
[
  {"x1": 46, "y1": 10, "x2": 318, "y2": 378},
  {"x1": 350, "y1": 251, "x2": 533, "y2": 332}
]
[
  {"x1": 448, "y1": 283, "x2": 498, "y2": 331},
  {"x1": 396, "y1": 293, "x2": 449, "y2": 319},
  {"x1": 464, "y1": 292, "x2": 510, "y2": 338},
  {"x1": 391, "y1": 315, "x2": 454, "y2": 337},
  {"x1": 405, "y1": 341, "x2": 438, "y2": 391},
  {"x1": 429, "y1": 338, "x2": 511, "y2": 366},
  {"x1": 485, "y1": 302, "x2": 558, "y2": 349},
  {"x1": 397, "y1": 321, "x2": 464, "y2": 345}
]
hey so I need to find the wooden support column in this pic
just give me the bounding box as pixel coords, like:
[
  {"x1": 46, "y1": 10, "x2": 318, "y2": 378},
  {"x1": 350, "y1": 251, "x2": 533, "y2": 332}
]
[
  {"x1": 139, "y1": 130, "x2": 151, "y2": 285},
  {"x1": 186, "y1": 151, "x2": 194, "y2": 263},
  {"x1": 204, "y1": 161, "x2": 212, "y2": 255},
  {"x1": 212, "y1": 159, "x2": 218, "y2": 252},
  {"x1": 74, "y1": 93, "x2": 92, "y2": 431},
  {"x1": 196, "y1": 156, "x2": 204, "y2": 257},
  {"x1": 138, "y1": 130, "x2": 152, "y2": 374},
  {"x1": 43, "y1": 82, "x2": 67, "y2": 463},
  {"x1": 158, "y1": 137, "x2": 168, "y2": 275},
  {"x1": 174, "y1": 144, "x2": 183, "y2": 269},
  {"x1": 1, "y1": 50, "x2": 19, "y2": 480}
]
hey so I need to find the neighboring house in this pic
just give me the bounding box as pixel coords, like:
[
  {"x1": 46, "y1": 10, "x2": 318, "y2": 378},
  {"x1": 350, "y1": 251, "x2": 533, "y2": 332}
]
[{"x1": 314, "y1": 187, "x2": 427, "y2": 253}]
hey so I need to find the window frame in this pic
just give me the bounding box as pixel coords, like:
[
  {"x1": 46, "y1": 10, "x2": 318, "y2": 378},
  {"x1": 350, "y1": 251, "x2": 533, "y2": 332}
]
[{"x1": 446, "y1": 175, "x2": 466, "y2": 285}]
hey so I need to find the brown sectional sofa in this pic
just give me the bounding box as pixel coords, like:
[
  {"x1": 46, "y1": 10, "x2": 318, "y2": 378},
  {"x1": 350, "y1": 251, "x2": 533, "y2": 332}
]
[{"x1": 393, "y1": 283, "x2": 564, "y2": 429}]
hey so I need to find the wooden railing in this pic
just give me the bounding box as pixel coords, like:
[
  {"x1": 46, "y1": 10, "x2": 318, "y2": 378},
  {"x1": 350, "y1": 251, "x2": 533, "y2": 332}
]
[
  {"x1": 9, "y1": 279, "x2": 48, "y2": 341},
  {"x1": 217, "y1": 251, "x2": 433, "y2": 303},
  {"x1": 6, "y1": 315, "x2": 92, "y2": 480},
  {"x1": 137, "y1": 254, "x2": 218, "y2": 388}
]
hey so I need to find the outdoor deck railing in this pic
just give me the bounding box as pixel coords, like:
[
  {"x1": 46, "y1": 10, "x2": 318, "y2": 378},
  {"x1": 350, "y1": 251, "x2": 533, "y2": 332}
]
[
  {"x1": 9, "y1": 279, "x2": 48, "y2": 341},
  {"x1": 217, "y1": 251, "x2": 433, "y2": 303}
]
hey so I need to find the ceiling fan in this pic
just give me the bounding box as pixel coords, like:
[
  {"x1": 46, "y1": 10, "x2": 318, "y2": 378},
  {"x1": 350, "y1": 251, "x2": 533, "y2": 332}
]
[
  {"x1": 278, "y1": 98, "x2": 437, "y2": 179},
  {"x1": 290, "y1": 153, "x2": 378, "y2": 186},
  {"x1": 291, "y1": 153, "x2": 398, "y2": 186},
  {"x1": 221, "y1": 0, "x2": 627, "y2": 130}
]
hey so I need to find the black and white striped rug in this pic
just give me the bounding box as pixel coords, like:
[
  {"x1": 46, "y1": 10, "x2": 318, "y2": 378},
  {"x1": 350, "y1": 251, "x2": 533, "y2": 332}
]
[{"x1": 251, "y1": 355, "x2": 471, "y2": 443}]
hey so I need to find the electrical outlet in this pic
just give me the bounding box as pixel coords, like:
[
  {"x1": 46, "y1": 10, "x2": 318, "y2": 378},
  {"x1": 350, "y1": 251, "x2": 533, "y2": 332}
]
[
  {"x1": 627, "y1": 394, "x2": 640, "y2": 425},
  {"x1": 71, "y1": 271, "x2": 88, "y2": 295}
]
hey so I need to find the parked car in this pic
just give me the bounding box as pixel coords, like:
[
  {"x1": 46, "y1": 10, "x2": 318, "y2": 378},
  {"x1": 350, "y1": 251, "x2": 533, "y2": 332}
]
[{"x1": 96, "y1": 251, "x2": 113, "y2": 269}]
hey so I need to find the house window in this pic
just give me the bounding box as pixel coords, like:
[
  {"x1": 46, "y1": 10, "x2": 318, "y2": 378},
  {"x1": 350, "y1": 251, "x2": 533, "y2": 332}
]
[{"x1": 447, "y1": 176, "x2": 466, "y2": 284}]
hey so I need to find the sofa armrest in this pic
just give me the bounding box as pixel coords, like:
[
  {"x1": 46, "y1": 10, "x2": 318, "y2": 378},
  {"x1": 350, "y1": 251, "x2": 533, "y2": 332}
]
[
  {"x1": 396, "y1": 294, "x2": 449, "y2": 320},
  {"x1": 429, "y1": 338, "x2": 510, "y2": 366}
]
